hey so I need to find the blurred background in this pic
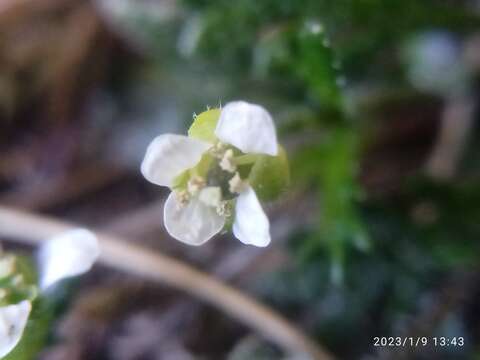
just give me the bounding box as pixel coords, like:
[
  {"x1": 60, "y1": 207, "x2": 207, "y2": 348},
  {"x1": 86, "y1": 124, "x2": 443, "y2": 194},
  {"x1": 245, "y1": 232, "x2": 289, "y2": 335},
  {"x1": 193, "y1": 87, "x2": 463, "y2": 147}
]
[{"x1": 1, "y1": 0, "x2": 480, "y2": 359}]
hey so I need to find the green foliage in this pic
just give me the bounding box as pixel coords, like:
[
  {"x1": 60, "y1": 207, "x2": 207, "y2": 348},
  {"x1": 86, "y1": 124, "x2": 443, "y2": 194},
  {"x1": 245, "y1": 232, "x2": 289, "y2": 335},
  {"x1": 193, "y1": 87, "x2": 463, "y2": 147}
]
[
  {"x1": 293, "y1": 127, "x2": 368, "y2": 282},
  {"x1": 184, "y1": 0, "x2": 480, "y2": 86},
  {"x1": 293, "y1": 24, "x2": 341, "y2": 109},
  {"x1": 389, "y1": 180, "x2": 480, "y2": 268},
  {"x1": 258, "y1": 177, "x2": 480, "y2": 357},
  {"x1": 176, "y1": 0, "x2": 480, "y2": 287},
  {"x1": 180, "y1": 0, "x2": 480, "y2": 278},
  {"x1": 127, "y1": 0, "x2": 480, "y2": 356}
]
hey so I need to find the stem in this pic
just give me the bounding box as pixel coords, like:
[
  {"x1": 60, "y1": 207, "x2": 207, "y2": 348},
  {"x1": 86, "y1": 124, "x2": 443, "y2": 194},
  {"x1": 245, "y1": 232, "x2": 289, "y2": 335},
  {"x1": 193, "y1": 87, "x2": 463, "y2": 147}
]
[{"x1": 0, "y1": 206, "x2": 333, "y2": 360}]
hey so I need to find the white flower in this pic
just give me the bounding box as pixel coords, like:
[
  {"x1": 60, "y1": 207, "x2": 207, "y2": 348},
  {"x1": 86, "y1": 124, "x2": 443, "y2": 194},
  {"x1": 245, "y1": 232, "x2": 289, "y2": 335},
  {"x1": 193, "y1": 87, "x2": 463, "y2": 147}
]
[
  {"x1": 141, "y1": 101, "x2": 278, "y2": 247},
  {"x1": 38, "y1": 229, "x2": 100, "y2": 291},
  {"x1": 0, "y1": 229, "x2": 100, "y2": 357},
  {"x1": 215, "y1": 101, "x2": 278, "y2": 156},
  {"x1": 141, "y1": 134, "x2": 211, "y2": 187},
  {"x1": 0, "y1": 300, "x2": 31, "y2": 357}
]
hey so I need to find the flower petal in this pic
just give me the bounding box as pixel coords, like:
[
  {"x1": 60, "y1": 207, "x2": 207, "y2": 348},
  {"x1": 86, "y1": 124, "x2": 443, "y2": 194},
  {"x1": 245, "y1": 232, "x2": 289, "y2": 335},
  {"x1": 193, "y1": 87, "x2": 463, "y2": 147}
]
[
  {"x1": 198, "y1": 186, "x2": 222, "y2": 208},
  {"x1": 233, "y1": 186, "x2": 271, "y2": 247},
  {"x1": 164, "y1": 192, "x2": 225, "y2": 245},
  {"x1": 215, "y1": 101, "x2": 278, "y2": 156},
  {"x1": 0, "y1": 300, "x2": 31, "y2": 357},
  {"x1": 38, "y1": 229, "x2": 100, "y2": 291},
  {"x1": 141, "y1": 134, "x2": 212, "y2": 187}
]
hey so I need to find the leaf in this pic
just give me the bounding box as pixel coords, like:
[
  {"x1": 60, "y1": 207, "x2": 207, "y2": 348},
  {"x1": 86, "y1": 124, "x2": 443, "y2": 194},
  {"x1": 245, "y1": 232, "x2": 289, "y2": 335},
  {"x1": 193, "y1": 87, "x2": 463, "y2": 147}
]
[
  {"x1": 248, "y1": 145, "x2": 290, "y2": 201},
  {"x1": 188, "y1": 108, "x2": 221, "y2": 143},
  {"x1": 291, "y1": 127, "x2": 369, "y2": 282},
  {"x1": 294, "y1": 24, "x2": 342, "y2": 109}
]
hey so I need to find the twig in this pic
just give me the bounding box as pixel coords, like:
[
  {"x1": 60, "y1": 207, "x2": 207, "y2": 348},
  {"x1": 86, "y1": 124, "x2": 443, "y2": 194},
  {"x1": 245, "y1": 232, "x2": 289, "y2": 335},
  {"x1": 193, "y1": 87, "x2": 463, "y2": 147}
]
[
  {"x1": 425, "y1": 94, "x2": 475, "y2": 180},
  {"x1": 0, "y1": 205, "x2": 333, "y2": 360}
]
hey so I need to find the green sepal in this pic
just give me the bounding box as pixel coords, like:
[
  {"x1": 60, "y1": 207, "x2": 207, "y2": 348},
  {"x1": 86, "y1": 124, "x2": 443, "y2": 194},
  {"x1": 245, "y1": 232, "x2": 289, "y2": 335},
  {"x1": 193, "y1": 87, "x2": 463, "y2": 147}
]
[
  {"x1": 248, "y1": 145, "x2": 290, "y2": 202},
  {"x1": 188, "y1": 108, "x2": 221, "y2": 143},
  {"x1": 171, "y1": 153, "x2": 214, "y2": 190},
  {"x1": 194, "y1": 153, "x2": 214, "y2": 178},
  {"x1": 171, "y1": 170, "x2": 190, "y2": 190}
]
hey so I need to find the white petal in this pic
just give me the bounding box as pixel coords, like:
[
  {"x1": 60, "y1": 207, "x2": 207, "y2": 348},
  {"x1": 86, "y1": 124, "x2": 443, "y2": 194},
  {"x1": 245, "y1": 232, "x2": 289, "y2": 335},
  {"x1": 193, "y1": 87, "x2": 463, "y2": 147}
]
[
  {"x1": 141, "y1": 134, "x2": 212, "y2": 187},
  {"x1": 164, "y1": 192, "x2": 225, "y2": 246},
  {"x1": 215, "y1": 101, "x2": 278, "y2": 156},
  {"x1": 198, "y1": 186, "x2": 222, "y2": 208},
  {"x1": 233, "y1": 186, "x2": 271, "y2": 247},
  {"x1": 0, "y1": 301, "x2": 31, "y2": 357},
  {"x1": 38, "y1": 229, "x2": 100, "y2": 291}
]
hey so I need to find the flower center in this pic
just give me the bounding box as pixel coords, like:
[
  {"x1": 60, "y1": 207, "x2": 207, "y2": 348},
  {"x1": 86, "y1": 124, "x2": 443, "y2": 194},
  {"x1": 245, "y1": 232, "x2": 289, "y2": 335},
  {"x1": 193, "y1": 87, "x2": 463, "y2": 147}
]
[
  {"x1": 0, "y1": 253, "x2": 37, "y2": 306},
  {"x1": 172, "y1": 142, "x2": 252, "y2": 216}
]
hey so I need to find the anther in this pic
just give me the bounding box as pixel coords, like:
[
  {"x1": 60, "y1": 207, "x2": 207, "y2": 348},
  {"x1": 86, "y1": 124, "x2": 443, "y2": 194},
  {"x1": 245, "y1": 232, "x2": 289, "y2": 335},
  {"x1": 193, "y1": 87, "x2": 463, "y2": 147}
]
[
  {"x1": 187, "y1": 176, "x2": 206, "y2": 196},
  {"x1": 229, "y1": 172, "x2": 248, "y2": 194},
  {"x1": 220, "y1": 149, "x2": 236, "y2": 173}
]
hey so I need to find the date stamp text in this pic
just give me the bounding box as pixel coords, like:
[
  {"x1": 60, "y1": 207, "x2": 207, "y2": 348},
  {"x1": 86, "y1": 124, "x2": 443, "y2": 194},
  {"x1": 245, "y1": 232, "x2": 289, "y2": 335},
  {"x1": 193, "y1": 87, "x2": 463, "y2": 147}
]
[{"x1": 373, "y1": 336, "x2": 464, "y2": 348}]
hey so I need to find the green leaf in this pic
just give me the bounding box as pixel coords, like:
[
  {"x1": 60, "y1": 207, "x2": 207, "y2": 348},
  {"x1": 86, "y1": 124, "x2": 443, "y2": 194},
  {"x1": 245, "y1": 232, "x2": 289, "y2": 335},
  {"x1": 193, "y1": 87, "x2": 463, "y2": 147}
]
[
  {"x1": 248, "y1": 145, "x2": 290, "y2": 201},
  {"x1": 188, "y1": 108, "x2": 221, "y2": 143},
  {"x1": 291, "y1": 127, "x2": 369, "y2": 280},
  {"x1": 294, "y1": 23, "x2": 342, "y2": 109}
]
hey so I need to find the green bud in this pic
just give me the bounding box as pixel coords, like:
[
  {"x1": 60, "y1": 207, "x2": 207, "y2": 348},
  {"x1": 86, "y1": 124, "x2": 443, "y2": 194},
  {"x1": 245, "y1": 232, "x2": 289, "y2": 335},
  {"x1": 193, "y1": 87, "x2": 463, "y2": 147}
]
[{"x1": 248, "y1": 145, "x2": 290, "y2": 201}]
